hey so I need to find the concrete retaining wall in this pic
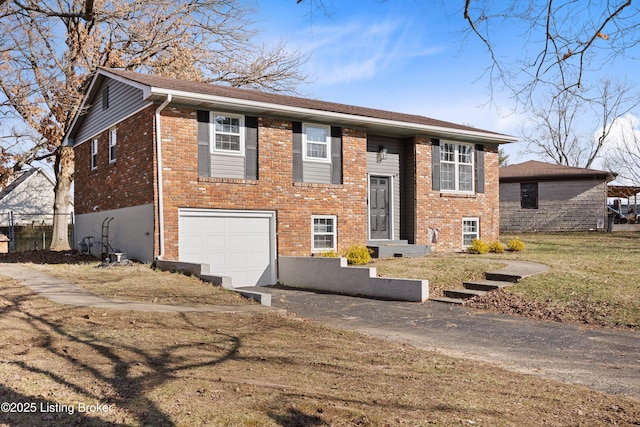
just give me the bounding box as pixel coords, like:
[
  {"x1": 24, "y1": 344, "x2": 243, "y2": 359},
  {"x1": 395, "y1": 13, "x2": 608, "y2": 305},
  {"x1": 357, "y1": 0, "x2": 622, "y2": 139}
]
[{"x1": 278, "y1": 256, "x2": 429, "y2": 302}]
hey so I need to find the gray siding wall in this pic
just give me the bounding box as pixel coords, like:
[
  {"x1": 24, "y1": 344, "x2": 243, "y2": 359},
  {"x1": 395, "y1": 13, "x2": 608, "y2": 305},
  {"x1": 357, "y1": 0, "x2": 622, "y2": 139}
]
[
  {"x1": 75, "y1": 78, "x2": 149, "y2": 144},
  {"x1": 500, "y1": 179, "x2": 608, "y2": 232},
  {"x1": 303, "y1": 161, "x2": 331, "y2": 184},
  {"x1": 210, "y1": 154, "x2": 246, "y2": 179},
  {"x1": 367, "y1": 136, "x2": 402, "y2": 240}
]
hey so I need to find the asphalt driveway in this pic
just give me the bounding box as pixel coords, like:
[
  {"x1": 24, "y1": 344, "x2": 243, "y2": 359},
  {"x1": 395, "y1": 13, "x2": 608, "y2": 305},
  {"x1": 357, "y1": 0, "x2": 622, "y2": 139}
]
[{"x1": 248, "y1": 285, "x2": 640, "y2": 400}]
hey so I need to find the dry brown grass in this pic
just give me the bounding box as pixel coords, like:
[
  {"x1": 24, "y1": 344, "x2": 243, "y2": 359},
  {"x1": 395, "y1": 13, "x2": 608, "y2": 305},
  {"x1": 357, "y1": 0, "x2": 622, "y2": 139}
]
[{"x1": 0, "y1": 265, "x2": 639, "y2": 426}]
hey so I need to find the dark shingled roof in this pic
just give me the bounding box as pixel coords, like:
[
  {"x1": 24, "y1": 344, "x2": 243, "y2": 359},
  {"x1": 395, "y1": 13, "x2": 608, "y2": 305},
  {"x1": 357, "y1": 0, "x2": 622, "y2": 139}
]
[
  {"x1": 499, "y1": 160, "x2": 616, "y2": 182},
  {"x1": 101, "y1": 68, "x2": 510, "y2": 138}
]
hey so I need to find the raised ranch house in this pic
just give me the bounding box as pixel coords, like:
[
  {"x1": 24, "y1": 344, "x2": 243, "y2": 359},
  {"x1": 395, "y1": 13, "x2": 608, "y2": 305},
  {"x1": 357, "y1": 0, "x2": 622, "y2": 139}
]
[
  {"x1": 65, "y1": 68, "x2": 516, "y2": 286},
  {"x1": 499, "y1": 160, "x2": 616, "y2": 232}
]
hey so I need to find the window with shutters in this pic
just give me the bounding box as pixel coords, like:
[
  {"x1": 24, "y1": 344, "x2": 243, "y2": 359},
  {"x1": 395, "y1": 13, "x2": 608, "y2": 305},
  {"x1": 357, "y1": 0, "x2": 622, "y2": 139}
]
[
  {"x1": 440, "y1": 142, "x2": 474, "y2": 193},
  {"x1": 303, "y1": 124, "x2": 330, "y2": 162},
  {"x1": 211, "y1": 113, "x2": 244, "y2": 155}
]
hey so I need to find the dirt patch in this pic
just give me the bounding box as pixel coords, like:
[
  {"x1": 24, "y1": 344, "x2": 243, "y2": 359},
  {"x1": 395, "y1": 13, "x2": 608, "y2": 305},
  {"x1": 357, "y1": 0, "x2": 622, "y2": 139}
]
[
  {"x1": 466, "y1": 288, "x2": 621, "y2": 328},
  {"x1": 0, "y1": 249, "x2": 95, "y2": 264}
]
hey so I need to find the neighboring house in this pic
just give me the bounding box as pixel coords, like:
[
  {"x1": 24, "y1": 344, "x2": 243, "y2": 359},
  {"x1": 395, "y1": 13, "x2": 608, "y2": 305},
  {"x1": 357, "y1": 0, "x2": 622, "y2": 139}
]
[
  {"x1": 0, "y1": 167, "x2": 59, "y2": 225},
  {"x1": 499, "y1": 160, "x2": 616, "y2": 232},
  {"x1": 64, "y1": 68, "x2": 516, "y2": 286}
]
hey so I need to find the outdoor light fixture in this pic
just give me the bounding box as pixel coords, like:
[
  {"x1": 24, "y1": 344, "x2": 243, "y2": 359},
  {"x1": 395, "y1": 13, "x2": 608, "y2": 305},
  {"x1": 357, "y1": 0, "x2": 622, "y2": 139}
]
[{"x1": 378, "y1": 145, "x2": 388, "y2": 161}]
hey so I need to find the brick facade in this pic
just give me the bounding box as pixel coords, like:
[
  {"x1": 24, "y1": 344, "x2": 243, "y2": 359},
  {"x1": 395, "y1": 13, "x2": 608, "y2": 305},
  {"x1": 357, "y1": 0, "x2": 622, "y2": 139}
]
[
  {"x1": 74, "y1": 106, "x2": 156, "y2": 214},
  {"x1": 74, "y1": 104, "x2": 502, "y2": 259},
  {"x1": 158, "y1": 108, "x2": 369, "y2": 259}
]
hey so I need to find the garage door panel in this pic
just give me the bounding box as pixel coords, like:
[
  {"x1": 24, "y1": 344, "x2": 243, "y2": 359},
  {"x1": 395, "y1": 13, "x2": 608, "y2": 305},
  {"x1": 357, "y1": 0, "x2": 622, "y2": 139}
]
[{"x1": 179, "y1": 210, "x2": 275, "y2": 286}]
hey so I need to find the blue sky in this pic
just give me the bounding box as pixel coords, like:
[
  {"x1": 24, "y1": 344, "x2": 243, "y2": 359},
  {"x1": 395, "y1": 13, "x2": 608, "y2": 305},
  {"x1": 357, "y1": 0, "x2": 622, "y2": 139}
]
[
  {"x1": 254, "y1": 1, "x2": 639, "y2": 168},
  {"x1": 255, "y1": 0, "x2": 528, "y2": 161}
]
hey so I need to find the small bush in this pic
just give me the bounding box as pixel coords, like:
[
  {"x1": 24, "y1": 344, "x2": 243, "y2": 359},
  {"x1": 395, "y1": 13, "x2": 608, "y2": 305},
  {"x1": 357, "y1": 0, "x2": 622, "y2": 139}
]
[
  {"x1": 488, "y1": 241, "x2": 505, "y2": 253},
  {"x1": 318, "y1": 250, "x2": 339, "y2": 258},
  {"x1": 467, "y1": 238, "x2": 489, "y2": 254},
  {"x1": 343, "y1": 244, "x2": 373, "y2": 265},
  {"x1": 507, "y1": 238, "x2": 526, "y2": 252}
]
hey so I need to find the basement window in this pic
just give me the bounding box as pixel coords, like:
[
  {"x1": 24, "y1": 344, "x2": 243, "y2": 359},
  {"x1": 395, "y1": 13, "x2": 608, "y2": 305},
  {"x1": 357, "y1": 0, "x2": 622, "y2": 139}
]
[
  {"x1": 462, "y1": 217, "x2": 480, "y2": 247},
  {"x1": 312, "y1": 215, "x2": 337, "y2": 252}
]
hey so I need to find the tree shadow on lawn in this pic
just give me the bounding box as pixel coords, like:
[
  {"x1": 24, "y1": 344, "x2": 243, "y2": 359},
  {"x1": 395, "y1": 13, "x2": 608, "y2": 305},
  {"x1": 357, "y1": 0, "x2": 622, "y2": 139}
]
[{"x1": 0, "y1": 288, "x2": 243, "y2": 426}]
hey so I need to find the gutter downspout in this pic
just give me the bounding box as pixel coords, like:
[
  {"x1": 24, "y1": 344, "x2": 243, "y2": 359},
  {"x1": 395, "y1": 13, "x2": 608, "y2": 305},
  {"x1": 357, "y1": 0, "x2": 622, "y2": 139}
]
[{"x1": 155, "y1": 94, "x2": 172, "y2": 260}]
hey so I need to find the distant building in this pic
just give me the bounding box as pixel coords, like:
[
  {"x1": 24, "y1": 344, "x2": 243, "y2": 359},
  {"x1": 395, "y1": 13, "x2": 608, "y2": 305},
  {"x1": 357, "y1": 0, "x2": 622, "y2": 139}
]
[
  {"x1": 0, "y1": 168, "x2": 62, "y2": 225},
  {"x1": 499, "y1": 160, "x2": 616, "y2": 232}
]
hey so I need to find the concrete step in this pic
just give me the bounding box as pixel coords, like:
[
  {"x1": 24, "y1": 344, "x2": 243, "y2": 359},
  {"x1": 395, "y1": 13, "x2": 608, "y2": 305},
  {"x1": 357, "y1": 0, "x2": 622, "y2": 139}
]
[
  {"x1": 430, "y1": 296, "x2": 465, "y2": 305},
  {"x1": 368, "y1": 243, "x2": 430, "y2": 258},
  {"x1": 484, "y1": 272, "x2": 521, "y2": 283},
  {"x1": 443, "y1": 288, "x2": 487, "y2": 300},
  {"x1": 463, "y1": 279, "x2": 514, "y2": 292}
]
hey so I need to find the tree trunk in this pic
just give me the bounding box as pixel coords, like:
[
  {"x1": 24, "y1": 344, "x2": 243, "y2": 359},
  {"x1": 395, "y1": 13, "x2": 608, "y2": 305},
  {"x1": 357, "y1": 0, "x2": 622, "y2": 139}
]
[{"x1": 50, "y1": 146, "x2": 74, "y2": 251}]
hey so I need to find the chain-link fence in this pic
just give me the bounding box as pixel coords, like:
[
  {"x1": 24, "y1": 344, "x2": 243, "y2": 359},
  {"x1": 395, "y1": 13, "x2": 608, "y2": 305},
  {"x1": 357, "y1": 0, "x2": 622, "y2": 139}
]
[{"x1": 0, "y1": 212, "x2": 74, "y2": 252}]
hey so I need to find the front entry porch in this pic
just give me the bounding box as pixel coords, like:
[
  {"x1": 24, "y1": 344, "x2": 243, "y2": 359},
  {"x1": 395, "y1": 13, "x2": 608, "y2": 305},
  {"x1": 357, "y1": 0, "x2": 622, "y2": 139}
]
[{"x1": 367, "y1": 240, "x2": 430, "y2": 258}]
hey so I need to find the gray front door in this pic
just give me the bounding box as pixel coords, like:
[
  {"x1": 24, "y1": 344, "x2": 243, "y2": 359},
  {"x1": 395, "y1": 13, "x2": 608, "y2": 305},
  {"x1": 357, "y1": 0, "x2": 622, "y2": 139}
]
[{"x1": 370, "y1": 176, "x2": 390, "y2": 240}]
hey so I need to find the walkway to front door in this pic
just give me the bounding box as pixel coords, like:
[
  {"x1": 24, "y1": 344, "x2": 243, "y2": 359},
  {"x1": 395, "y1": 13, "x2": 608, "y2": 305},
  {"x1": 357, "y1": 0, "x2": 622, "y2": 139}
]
[{"x1": 370, "y1": 176, "x2": 390, "y2": 240}]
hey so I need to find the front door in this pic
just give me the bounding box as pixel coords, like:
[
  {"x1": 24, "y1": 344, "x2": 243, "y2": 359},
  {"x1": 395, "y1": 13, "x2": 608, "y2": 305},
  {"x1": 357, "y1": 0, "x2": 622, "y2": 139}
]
[{"x1": 370, "y1": 176, "x2": 390, "y2": 240}]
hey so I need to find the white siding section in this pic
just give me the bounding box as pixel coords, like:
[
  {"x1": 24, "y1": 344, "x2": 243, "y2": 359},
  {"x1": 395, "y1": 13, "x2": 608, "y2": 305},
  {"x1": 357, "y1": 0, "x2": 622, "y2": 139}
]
[
  {"x1": 74, "y1": 204, "x2": 155, "y2": 261},
  {"x1": 74, "y1": 78, "x2": 149, "y2": 144},
  {"x1": 303, "y1": 161, "x2": 332, "y2": 184},
  {"x1": 210, "y1": 154, "x2": 245, "y2": 179}
]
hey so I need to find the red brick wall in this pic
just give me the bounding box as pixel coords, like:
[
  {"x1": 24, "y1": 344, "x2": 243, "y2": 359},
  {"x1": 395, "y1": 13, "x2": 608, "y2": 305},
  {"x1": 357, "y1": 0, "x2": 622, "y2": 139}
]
[
  {"x1": 74, "y1": 104, "x2": 502, "y2": 257},
  {"x1": 159, "y1": 108, "x2": 369, "y2": 259},
  {"x1": 414, "y1": 137, "x2": 500, "y2": 251},
  {"x1": 74, "y1": 106, "x2": 156, "y2": 215}
]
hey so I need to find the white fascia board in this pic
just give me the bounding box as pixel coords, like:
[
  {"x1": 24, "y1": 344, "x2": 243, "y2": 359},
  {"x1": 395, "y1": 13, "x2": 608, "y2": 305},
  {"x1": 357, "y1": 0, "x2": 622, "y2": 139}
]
[{"x1": 148, "y1": 87, "x2": 519, "y2": 144}]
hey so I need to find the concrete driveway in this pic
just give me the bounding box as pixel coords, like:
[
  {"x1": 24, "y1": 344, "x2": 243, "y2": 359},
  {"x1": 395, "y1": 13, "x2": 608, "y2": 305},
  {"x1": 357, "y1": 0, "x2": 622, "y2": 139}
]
[{"x1": 247, "y1": 285, "x2": 640, "y2": 400}]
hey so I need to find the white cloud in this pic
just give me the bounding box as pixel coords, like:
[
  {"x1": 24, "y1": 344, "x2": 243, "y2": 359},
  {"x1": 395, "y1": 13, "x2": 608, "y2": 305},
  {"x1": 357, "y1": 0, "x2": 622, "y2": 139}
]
[{"x1": 293, "y1": 17, "x2": 445, "y2": 85}]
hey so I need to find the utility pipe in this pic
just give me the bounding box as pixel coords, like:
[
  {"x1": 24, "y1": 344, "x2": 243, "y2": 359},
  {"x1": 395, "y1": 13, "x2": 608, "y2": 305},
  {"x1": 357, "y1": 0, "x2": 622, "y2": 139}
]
[{"x1": 155, "y1": 94, "x2": 172, "y2": 260}]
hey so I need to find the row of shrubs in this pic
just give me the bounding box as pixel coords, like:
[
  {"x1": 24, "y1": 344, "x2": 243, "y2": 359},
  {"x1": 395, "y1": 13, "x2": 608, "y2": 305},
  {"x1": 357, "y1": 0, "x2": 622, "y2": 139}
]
[
  {"x1": 467, "y1": 237, "x2": 525, "y2": 254},
  {"x1": 320, "y1": 237, "x2": 525, "y2": 264}
]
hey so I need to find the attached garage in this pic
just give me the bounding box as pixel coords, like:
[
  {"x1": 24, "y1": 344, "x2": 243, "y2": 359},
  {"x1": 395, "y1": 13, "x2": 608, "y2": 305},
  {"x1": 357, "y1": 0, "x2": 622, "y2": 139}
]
[{"x1": 178, "y1": 209, "x2": 277, "y2": 286}]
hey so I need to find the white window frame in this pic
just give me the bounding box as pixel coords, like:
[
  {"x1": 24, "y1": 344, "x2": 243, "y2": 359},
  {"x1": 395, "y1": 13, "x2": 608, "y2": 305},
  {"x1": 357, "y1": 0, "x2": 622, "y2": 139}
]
[
  {"x1": 210, "y1": 112, "x2": 244, "y2": 156},
  {"x1": 91, "y1": 139, "x2": 98, "y2": 170},
  {"x1": 303, "y1": 123, "x2": 331, "y2": 163},
  {"x1": 440, "y1": 142, "x2": 474, "y2": 193},
  {"x1": 462, "y1": 217, "x2": 480, "y2": 247},
  {"x1": 108, "y1": 127, "x2": 117, "y2": 164},
  {"x1": 311, "y1": 215, "x2": 337, "y2": 253}
]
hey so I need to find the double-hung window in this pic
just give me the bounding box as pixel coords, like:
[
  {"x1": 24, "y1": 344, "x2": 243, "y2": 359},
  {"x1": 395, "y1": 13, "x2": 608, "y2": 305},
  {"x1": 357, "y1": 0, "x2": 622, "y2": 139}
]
[
  {"x1": 312, "y1": 215, "x2": 337, "y2": 252},
  {"x1": 212, "y1": 113, "x2": 244, "y2": 154},
  {"x1": 520, "y1": 183, "x2": 538, "y2": 209},
  {"x1": 91, "y1": 139, "x2": 98, "y2": 170},
  {"x1": 462, "y1": 217, "x2": 480, "y2": 247},
  {"x1": 303, "y1": 124, "x2": 330, "y2": 162},
  {"x1": 440, "y1": 142, "x2": 474, "y2": 192},
  {"x1": 108, "y1": 127, "x2": 117, "y2": 163}
]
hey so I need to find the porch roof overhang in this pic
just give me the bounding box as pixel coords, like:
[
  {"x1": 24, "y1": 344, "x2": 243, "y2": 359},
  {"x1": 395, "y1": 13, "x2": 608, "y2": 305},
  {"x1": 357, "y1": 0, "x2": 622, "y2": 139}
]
[
  {"x1": 608, "y1": 185, "x2": 640, "y2": 198},
  {"x1": 144, "y1": 88, "x2": 519, "y2": 144}
]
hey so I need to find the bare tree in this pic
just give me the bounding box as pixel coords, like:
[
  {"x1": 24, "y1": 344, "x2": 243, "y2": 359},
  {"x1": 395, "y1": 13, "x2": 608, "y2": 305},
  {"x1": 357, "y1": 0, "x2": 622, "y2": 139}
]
[
  {"x1": 604, "y1": 114, "x2": 640, "y2": 184},
  {"x1": 297, "y1": 1, "x2": 639, "y2": 105},
  {"x1": 0, "y1": 0, "x2": 307, "y2": 250},
  {"x1": 522, "y1": 79, "x2": 638, "y2": 168}
]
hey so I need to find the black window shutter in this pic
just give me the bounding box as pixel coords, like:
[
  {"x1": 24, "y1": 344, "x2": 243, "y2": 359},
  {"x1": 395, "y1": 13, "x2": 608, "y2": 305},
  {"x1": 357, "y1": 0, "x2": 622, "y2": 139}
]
[
  {"x1": 292, "y1": 121, "x2": 303, "y2": 182},
  {"x1": 330, "y1": 126, "x2": 342, "y2": 184},
  {"x1": 245, "y1": 116, "x2": 258, "y2": 180},
  {"x1": 476, "y1": 144, "x2": 485, "y2": 194},
  {"x1": 197, "y1": 110, "x2": 210, "y2": 177},
  {"x1": 431, "y1": 139, "x2": 440, "y2": 191}
]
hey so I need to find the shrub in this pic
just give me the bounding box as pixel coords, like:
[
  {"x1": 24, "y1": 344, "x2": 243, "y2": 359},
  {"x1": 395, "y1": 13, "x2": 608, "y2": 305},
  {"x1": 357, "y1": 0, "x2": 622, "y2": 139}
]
[
  {"x1": 319, "y1": 250, "x2": 339, "y2": 258},
  {"x1": 467, "y1": 238, "x2": 489, "y2": 254},
  {"x1": 507, "y1": 238, "x2": 526, "y2": 252},
  {"x1": 488, "y1": 241, "x2": 505, "y2": 253},
  {"x1": 343, "y1": 244, "x2": 373, "y2": 265}
]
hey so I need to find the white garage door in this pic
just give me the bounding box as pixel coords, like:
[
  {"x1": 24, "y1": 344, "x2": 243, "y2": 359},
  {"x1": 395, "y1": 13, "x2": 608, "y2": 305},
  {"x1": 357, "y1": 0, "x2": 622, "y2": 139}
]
[{"x1": 179, "y1": 209, "x2": 276, "y2": 286}]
